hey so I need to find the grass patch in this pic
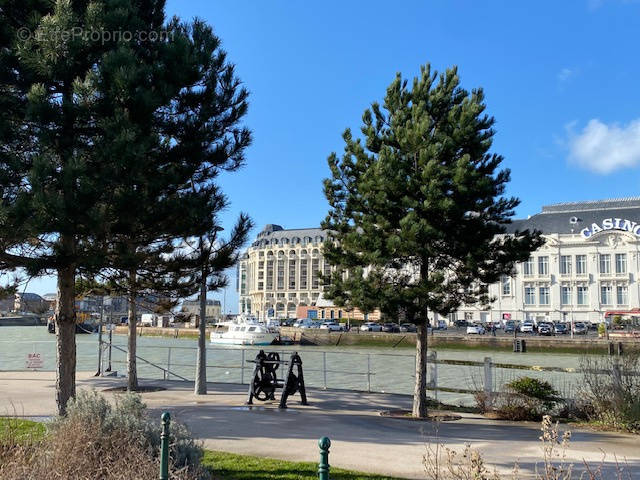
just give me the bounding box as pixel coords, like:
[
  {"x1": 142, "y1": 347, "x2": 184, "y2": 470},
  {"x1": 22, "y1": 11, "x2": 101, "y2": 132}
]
[
  {"x1": 0, "y1": 418, "x2": 46, "y2": 443},
  {"x1": 203, "y1": 450, "x2": 406, "y2": 480}
]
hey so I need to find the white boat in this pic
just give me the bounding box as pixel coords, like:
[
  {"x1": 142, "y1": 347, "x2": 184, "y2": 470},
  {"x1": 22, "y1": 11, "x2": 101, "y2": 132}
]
[{"x1": 210, "y1": 316, "x2": 278, "y2": 346}]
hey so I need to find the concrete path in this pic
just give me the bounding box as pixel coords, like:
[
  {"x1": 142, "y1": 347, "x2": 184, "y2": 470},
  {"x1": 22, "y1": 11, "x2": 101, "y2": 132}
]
[{"x1": 1, "y1": 371, "x2": 639, "y2": 479}]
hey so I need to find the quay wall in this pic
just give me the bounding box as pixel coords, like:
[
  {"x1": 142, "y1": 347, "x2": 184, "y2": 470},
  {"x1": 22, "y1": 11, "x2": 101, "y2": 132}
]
[
  {"x1": 0, "y1": 316, "x2": 43, "y2": 327},
  {"x1": 111, "y1": 325, "x2": 640, "y2": 353}
]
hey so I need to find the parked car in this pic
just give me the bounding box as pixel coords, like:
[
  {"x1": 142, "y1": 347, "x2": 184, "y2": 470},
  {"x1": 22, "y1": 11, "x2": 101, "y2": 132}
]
[
  {"x1": 382, "y1": 323, "x2": 400, "y2": 333},
  {"x1": 399, "y1": 323, "x2": 417, "y2": 333},
  {"x1": 466, "y1": 324, "x2": 485, "y2": 335},
  {"x1": 295, "y1": 318, "x2": 314, "y2": 328},
  {"x1": 520, "y1": 321, "x2": 534, "y2": 333},
  {"x1": 320, "y1": 321, "x2": 344, "y2": 331},
  {"x1": 453, "y1": 319, "x2": 469, "y2": 328},
  {"x1": 573, "y1": 322, "x2": 588, "y2": 335},
  {"x1": 435, "y1": 320, "x2": 447, "y2": 330},
  {"x1": 538, "y1": 323, "x2": 553, "y2": 336},
  {"x1": 554, "y1": 323, "x2": 568, "y2": 335},
  {"x1": 281, "y1": 318, "x2": 297, "y2": 327},
  {"x1": 504, "y1": 320, "x2": 517, "y2": 333},
  {"x1": 360, "y1": 322, "x2": 382, "y2": 332}
]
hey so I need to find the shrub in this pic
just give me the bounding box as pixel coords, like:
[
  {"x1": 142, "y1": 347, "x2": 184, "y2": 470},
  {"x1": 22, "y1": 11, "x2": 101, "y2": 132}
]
[
  {"x1": 506, "y1": 377, "x2": 560, "y2": 410},
  {"x1": 0, "y1": 390, "x2": 209, "y2": 480},
  {"x1": 474, "y1": 377, "x2": 561, "y2": 421},
  {"x1": 580, "y1": 351, "x2": 640, "y2": 432}
]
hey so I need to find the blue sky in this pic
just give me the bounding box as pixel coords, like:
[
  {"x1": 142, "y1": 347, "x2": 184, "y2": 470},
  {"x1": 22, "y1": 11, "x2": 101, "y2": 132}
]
[{"x1": 24, "y1": 0, "x2": 640, "y2": 312}]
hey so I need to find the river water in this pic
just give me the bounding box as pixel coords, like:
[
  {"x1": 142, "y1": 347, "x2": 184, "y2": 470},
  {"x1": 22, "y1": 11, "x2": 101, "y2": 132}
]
[{"x1": 0, "y1": 326, "x2": 594, "y2": 405}]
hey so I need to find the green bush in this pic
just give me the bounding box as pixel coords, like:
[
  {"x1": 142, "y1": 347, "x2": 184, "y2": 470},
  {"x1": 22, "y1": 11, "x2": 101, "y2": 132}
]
[
  {"x1": 598, "y1": 323, "x2": 606, "y2": 336},
  {"x1": 484, "y1": 377, "x2": 562, "y2": 421},
  {"x1": 506, "y1": 377, "x2": 560, "y2": 409}
]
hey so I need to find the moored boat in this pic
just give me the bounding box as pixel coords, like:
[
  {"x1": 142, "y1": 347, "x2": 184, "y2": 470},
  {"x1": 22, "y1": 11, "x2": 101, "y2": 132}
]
[{"x1": 210, "y1": 315, "x2": 278, "y2": 346}]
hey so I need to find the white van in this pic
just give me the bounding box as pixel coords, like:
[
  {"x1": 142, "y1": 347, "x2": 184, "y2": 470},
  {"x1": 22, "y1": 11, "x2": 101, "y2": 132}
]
[{"x1": 140, "y1": 313, "x2": 156, "y2": 326}]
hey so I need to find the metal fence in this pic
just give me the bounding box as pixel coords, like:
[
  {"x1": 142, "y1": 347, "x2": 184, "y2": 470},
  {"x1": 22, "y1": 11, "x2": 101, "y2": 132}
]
[
  {"x1": 95, "y1": 340, "x2": 587, "y2": 405},
  {"x1": 2, "y1": 337, "x2": 592, "y2": 405}
]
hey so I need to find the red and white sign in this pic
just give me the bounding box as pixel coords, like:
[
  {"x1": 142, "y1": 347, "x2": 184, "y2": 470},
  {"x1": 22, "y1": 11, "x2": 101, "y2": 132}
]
[
  {"x1": 502, "y1": 313, "x2": 512, "y2": 320},
  {"x1": 25, "y1": 352, "x2": 44, "y2": 369}
]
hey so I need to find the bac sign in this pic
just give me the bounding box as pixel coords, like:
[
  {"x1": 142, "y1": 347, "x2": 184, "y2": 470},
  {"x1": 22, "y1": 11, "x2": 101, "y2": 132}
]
[{"x1": 25, "y1": 352, "x2": 44, "y2": 369}]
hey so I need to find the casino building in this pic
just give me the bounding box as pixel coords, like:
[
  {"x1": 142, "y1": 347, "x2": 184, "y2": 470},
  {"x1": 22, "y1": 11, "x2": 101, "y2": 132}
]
[
  {"x1": 238, "y1": 198, "x2": 640, "y2": 325},
  {"x1": 451, "y1": 197, "x2": 640, "y2": 326}
]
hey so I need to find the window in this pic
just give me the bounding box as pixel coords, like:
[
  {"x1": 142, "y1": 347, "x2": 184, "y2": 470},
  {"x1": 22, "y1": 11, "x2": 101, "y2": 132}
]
[
  {"x1": 288, "y1": 259, "x2": 296, "y2": 289},
  {"x1": 539, "y1": 286, "x2": 550, "y2": 305},
  {"x1": 501, "y1": 276, "x2": 511, "y2": 296},
  {"x1": 561, "y1": 285, "x2": 572, "y2": 305},
  {"x1": 600, "y1": 284, "x2": 612, "y2": 305},
  {"x1": 599, "y1": 254, "x2": 611, "y2": 275},
  {"x1": 523, "y1": 258, "x2": 534, "y2": 276},
  {"x1": 615, "y1": 253, "x2": 627, "y2": 274},
  {"x1": 576, "y1": 255, "x2": 587, "y2": 275},
  {"x1": 617, "y1": 285, "x2": 628, "y2": 305},
  {"x1": 311, "y1": 258, "x2": 320, "y2": 289},
  {"x1": 299, "y1": 259, "x2": 308, "y2": 289},
  {"x1": 266, "y1": 260, "x2": 274, "y2": 290},
  {"x1": 577, "y1": 285, "x2": 588, "y2": 305},
  {"x1": 538, "y1": 256, "x2": 549, "y2": 276},
  {"x1": 277, "y1": 259, "x2": 285, "y2": 290},
  {"x1": 524, "y1": 285, "x2": 536, "y2": 305},
  {"x1": 464, "y1": 312, "x2": 473, "y2": 320},
  {"x1": 560, "y1": 255, "x2": 572, "y2": 275}
]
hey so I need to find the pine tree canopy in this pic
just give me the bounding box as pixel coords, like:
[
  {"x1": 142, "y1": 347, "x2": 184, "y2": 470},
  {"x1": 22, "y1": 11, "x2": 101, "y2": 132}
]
[
  {"x1": 0, "y1": 0, "x2": 251, "y2": 278},
  {"x1": 322, "y1": 64, "x2": 543, "y2": 323}
]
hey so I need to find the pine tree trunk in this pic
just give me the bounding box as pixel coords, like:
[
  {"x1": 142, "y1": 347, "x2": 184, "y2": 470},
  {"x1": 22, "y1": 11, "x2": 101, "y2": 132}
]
[
  {"x1": 412, "y1": 320, "x2": 428, "y2": 418},
  {"x1": 127, "y1": 270, "x2": 138, "y2": 391},
  {"x1": 55, "y1": 264, "x2": 76, "y2": 416},
  {"x1": 195, "y1": 269, "x2": 208, "y2": 395}
]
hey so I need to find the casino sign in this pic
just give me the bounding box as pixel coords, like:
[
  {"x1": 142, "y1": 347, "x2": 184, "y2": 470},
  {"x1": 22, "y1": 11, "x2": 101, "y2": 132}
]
[{"x1": 580, "y1": 218, "x2": 640, "y2": 239}]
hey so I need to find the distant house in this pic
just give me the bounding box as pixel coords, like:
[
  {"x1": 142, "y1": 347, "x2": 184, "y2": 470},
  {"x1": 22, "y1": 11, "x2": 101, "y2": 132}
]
[
  {"x1": 42, "y1": 293, "x2": 57, "y2": 311},
  {"x1": 181, "y1": 299, "x2": 221, "y2": 324},
  {"x1": 14, "y1": 293, "x2": 48, "y2": 313},
  {"x1": 0, "y1": 295, "x2": 14, "y2": 313}
]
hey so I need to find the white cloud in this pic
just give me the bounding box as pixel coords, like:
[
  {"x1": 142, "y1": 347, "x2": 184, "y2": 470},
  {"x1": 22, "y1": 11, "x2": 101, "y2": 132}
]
[
  {"x1": 567, "y1": 118, "x2": 640, "y2": 174},
  {"x1": 557, "y1": 68, "x2": 574, "y2": 83}
]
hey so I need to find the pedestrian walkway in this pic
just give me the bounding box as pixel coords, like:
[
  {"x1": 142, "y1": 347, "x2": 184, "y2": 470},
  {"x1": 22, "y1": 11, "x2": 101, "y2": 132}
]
[{"x1": 1, "y1": 371, "x2": 639, "y2": 479}]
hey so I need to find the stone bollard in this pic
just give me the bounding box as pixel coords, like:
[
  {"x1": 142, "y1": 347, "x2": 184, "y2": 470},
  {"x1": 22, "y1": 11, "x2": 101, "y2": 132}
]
[
  {"x1": 159, "y1": 412, "x2": 170, "y2": 480},
  {"x1": 318, "y1": 436, "x2": 331, "y2": 480}
]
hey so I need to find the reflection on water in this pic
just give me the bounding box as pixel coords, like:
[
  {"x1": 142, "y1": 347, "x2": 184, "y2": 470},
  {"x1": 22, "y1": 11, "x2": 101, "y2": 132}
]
[{"x1": 0, "y1": 326, "x2": 594, "y2": 405}]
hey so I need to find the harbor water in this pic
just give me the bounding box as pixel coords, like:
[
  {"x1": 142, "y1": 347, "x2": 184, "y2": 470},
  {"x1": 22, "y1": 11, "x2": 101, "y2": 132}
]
[{"x1": 0, "y1": 326, "x2": 593, "y2": 405}]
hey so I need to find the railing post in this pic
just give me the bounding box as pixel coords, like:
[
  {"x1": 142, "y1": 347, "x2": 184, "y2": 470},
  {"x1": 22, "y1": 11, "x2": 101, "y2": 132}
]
[
  {"x1": 484, "y1": 356, "x2": 493, "y2": 401},
  {"x1": 240, "y1": 349, "x2": 245, "y2": 384},
  {"x1": 159, "y1": 412, "x2": 170, "y2": 480},
  {"x1": 430, "y1": 351, "x2": 438, "y2": 401},
  {"x1": 367, "y1": 354, "x2": 371, "y2": 392},
  {"x1": 166, "y1": 347, "x2": 172, "y2": 381},
  {"x1": 323, "y1": 351, "x2": 327, "y2": 390},
  {"x1": 318, "y1": 436, "x2": 331, "y2": 480}
]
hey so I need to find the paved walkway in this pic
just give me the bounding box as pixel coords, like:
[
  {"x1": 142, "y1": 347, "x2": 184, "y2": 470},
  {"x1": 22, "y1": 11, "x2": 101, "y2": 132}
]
[{"x1": 1, "y1": 371, "x2": 639, "y2": 479}]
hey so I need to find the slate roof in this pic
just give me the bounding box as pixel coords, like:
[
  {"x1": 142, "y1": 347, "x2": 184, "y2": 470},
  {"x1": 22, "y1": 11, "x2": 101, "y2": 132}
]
[
  {"x1": 252, "y1": 224, "x2": 326, "y2": 247},
  {"x1": 505, "y1": 197, "x2": 640, "y2": 235}
]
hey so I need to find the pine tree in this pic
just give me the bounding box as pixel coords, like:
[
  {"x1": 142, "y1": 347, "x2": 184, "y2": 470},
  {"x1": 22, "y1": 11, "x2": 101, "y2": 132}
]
[
  {"x1": 0, "y1": 0, "x2": 250, "y2": 412},
  {"x1": 322, "y1": 64, "x2": 542, "y2": 418},
  {"x1": 176, "y1": 200, "x2": 252, "y2": 395}
]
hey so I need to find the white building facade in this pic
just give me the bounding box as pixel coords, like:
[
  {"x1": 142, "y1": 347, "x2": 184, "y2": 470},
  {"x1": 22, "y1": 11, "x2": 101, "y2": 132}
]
[
  {"x1": 240, "y1": 198, "x2": 640, "y2": 324},
  {"x1": 238, "y1": 224, "x2": 330, "y2": 319},
  {"x1": 451, "y1": 198, "x2": 640, "y2": 325}
]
